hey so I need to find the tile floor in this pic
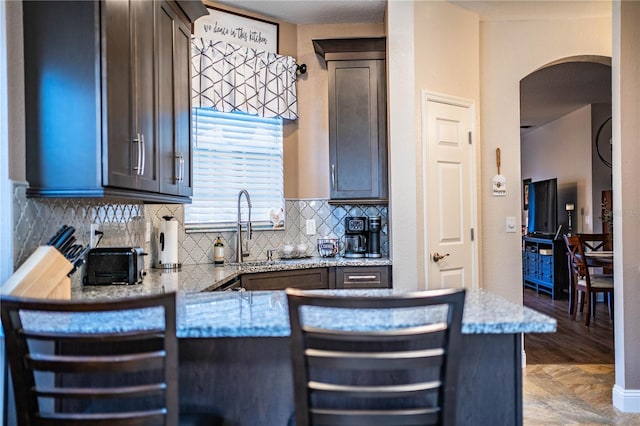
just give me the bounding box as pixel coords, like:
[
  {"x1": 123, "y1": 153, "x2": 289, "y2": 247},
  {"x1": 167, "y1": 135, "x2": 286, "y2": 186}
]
[{"x1": 523, "y1": 364, "x2": 640, "y2": 425}]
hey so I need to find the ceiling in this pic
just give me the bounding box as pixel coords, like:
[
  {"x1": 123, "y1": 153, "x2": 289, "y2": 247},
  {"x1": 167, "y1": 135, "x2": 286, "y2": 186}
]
[
  {"x1": 450, "y1": 0, "x2": 611, "y2": 21},
  {"x1": 212, "y1": 1, "x2": 611, "y2": 25},
  {"x1": 212, "y1": 0, "x2": 387, "y2": 24},
  {"x1": 211, "y1": 1, "x2": 612, "y2": 132},
  {"x1": 520, "y1": 60, "x2": 611, "y2": 134}
]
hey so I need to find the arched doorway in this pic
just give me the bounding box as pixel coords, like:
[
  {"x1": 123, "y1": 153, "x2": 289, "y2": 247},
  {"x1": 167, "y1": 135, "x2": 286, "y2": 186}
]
[{"x1": 520, "y1": 56, "x2": 613, "y2": 364}]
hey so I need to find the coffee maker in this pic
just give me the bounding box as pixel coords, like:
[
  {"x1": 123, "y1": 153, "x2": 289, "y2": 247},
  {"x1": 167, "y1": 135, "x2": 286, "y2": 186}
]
[
  {"x1": 344, "y1": 217, "x2": 367, "y2": 258},
  {"x1": 366, "y1": 216, "x2": 382, "y2": 258}
]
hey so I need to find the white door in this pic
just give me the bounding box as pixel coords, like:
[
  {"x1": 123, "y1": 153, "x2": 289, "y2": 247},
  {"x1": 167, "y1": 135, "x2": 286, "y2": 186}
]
[{"x1": 422, "y1": 92, "x2": 477, "y2": 289}]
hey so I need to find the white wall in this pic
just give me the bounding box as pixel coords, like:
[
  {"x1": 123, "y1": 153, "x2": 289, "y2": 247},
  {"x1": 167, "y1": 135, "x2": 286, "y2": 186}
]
[
  {"x1": 0, "y1": 2, "x2": 8, "y2": 423},
  {"x1": 387, "y1": 1, "x2": 417, "y2": 291},
  {"x1": 387, "y1": 4, "x2": 610, "y2": 301},
  {"x1": 0, "y1": 0, "x2": 11, "y2": 281},
  {"x1": 479, "y1": 16, "x2": 611, "y2": 302},
  {"x1": 521, "y1": 105, "x2": 594, "y2": 234},
  {"x1": 612, "y1": 0, "x2": 640, "y2": 411},
  {"x1": 412, "y1": 1, "x2": 480, "y2": 288},
  {"x1": 387, "y1": 0, "x2": 480, "y2": 291}
]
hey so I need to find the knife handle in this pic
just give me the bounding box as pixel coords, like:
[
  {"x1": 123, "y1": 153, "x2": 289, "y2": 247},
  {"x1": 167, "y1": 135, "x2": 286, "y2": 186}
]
[
  {"x1": 59, "y1": 236, "x2": 76, "y2": 255},
  {"x1": 47, "y1": 225, "x2": 68, "y2": 246},
  {"x1": 52, "y1": 226, "x2": 75, "y2": 250}
]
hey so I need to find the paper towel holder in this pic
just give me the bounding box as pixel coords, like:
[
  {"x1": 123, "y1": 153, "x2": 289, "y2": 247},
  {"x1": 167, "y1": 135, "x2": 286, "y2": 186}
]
[{"x1": 155, "y1": 216, "x2": 181, "y2": 270}]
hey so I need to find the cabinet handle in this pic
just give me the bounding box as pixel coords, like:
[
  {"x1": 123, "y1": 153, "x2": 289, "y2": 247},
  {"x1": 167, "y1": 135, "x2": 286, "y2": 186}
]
[
  {"x1": 331, "y1": 164, "x2": 336, "y2": 190},
  {"x1": 175, "y1": 152, "x2": 184, "y2": 183},
  {"x1": 140, "y1": 133, "x2": 146, "y2": 176},
  {"x1": 175, "y1": 153, "x2": 179, "y2": 183},
  {"x1": 133, "y1": 133, "x2": 142, "y2": 175},
  {"x1": 347, "y1": 275, "x2": 377, "y2": 280}
]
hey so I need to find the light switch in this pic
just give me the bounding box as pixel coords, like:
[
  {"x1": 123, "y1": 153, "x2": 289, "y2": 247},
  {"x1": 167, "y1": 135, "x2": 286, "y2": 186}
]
[{"x1": 506, "y1": 216, "x2": 517, "y2": 233}]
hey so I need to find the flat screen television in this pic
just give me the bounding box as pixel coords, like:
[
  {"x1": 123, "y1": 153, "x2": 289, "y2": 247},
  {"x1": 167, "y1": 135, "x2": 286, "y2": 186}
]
[{"x1": 527, "y1": 178, "x2": 558, "y2": 238}]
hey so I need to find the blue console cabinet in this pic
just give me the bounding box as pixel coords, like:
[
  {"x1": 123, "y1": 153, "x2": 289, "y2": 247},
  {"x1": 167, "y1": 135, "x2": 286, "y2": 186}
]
[{"x1": 522, "y1": 236, "x2": 569, "y2": 299}]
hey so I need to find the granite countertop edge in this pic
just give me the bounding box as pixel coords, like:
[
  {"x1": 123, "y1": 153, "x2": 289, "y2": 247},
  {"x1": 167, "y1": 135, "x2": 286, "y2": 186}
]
[{"x1": 68, "y1": 259, "x2": 556, "y2": 338}]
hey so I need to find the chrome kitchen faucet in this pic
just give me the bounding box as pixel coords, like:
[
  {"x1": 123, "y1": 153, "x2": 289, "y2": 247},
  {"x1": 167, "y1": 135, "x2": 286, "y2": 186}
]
[{"x1": 236, "y1": 189, "x2": 252, "y2": 263}]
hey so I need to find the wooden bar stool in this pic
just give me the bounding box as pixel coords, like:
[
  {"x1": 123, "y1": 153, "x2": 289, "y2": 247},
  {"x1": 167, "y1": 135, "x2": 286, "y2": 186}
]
[
  {"x1": 1, "y1": 292, "x2": 223, "y2": 425},
  {"x1": 286, "y1": 287, "x2": 466, "y2": 426}
]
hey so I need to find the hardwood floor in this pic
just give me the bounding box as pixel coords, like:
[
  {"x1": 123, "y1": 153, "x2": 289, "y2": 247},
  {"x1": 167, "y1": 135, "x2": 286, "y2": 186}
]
[{"x1": 523, "y1": 287, "x2": 614, "y2": 364}]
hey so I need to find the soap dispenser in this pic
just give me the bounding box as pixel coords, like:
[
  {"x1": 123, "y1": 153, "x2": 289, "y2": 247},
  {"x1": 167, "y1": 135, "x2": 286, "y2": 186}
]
[{"x1": 214, "y1": 235, "x2": 225, "y2": 266}]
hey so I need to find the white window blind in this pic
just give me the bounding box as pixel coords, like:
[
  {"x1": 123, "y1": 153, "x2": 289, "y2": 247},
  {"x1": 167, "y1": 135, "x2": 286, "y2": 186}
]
[{"x1": 185, "y1": 108, "x2": 284, "y2": 230}]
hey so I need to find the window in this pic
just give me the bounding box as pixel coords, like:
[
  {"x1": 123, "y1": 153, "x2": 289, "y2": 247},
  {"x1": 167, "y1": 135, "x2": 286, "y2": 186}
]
[{"x1": 185, "y1": 108, "x2": 284, "y2": 230}]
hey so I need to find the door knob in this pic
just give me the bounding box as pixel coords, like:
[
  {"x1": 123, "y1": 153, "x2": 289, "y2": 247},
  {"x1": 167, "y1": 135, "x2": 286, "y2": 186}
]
[{"x1": 432, "y1": 252, "x2": 450, "y2": 262}]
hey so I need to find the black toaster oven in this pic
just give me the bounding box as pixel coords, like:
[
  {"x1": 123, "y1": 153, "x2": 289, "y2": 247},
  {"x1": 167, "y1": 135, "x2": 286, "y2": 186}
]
[{"x1": 83, "y1": 247, "x2": 146, "y2": 285}]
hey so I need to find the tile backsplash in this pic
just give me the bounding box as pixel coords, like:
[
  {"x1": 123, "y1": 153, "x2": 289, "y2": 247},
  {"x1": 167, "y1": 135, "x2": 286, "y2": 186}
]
[
  {"x1": 12, "y1": 181, "x2": 388, "y2": 280},
  {"x1": 146, "y1": 201, "x2": 388, "y2": 265},
  {"x1": 12, "y1": 183, "x2": 146, "y2": 268}
]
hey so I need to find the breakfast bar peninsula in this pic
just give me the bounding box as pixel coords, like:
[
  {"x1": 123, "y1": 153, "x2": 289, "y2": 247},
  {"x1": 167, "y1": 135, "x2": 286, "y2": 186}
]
[{"x1": 59, "y1": 262, "x2": 555, "y2": 425}]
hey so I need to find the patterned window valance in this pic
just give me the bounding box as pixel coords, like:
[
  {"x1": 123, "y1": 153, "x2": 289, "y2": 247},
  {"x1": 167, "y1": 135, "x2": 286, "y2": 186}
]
[{"x1": 191, "y1": 39, "x2": 298, "y2": 120}]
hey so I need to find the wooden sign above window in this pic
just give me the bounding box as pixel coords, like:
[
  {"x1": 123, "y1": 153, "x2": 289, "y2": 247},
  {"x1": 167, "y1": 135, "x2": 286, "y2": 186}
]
[{"x1": 194, "y1": 7, "x2": 279, "y2": 53}]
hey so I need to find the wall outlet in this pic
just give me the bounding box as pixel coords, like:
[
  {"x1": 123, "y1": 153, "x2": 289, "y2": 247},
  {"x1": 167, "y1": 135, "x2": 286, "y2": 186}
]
[
  {"x1": 305, "y1": 219, "x2": 316, "y2": 235},
  {"x1": 145, "y1": 221, "x2": 152, "y2": 243},
  {"x1": 90, "y1": 223, "x2": 101, "y2": 248}
]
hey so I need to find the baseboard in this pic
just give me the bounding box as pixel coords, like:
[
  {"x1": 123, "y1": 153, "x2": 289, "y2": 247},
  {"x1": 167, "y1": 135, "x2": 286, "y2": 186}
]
[{"x1": 613, "y1": 384, "x2": 640, "y2": 412}]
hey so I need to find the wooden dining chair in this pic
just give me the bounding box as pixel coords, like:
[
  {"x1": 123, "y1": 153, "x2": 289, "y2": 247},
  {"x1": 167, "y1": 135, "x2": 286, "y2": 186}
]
[
  {"x1": 0, "y1": 292, "x2": 222, "y2": 426},
  {"x1": 286, "y1": 287, "x2": 466, "y2": 426},
  {"x1": 577, "y1": 233, "x2": 613, "y2": 251},
  {"x1": 564, "y1": 234, "x2": 614, "y2": 326},
  {"x1": 577, "y1": 232, "x2": 613, "y2": 274}
]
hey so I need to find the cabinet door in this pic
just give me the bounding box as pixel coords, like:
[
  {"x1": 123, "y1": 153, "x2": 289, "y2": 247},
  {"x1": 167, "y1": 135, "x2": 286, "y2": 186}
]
[
  {"x1": 157, "y1": 1, "x2": 193, "y2": 197},
  {"x1": 102, "y1": 0, "x2": 135, "y2": 190},
  {"x1": 335, "y1": 266, "x2": 391, "y2": 289},
  {"x1": 131, "y1": 0, "x2": 158, "y2": 192},
  {"x1": 241, "y1": 269, "x2": 329, "y2": 291},
  {"x1": 103, "y1": 0, "x2": 158, "y2": 193},
  {"x1": 23, "y1": 0, "x2": 199, "y2": 202},
  {"x1": 329, "y1": 59, "x2": 387, "y2": 200}
]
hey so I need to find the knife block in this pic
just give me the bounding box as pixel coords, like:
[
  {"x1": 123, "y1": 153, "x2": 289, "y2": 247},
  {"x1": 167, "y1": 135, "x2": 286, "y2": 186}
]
[{"x1": 1, "y1": 246, "x2": 73, "y2": 299}]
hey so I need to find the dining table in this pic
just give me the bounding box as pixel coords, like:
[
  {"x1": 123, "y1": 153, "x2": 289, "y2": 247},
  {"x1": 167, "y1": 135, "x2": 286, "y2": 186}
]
[{"x1": 585, "y1": 250, "x2": 614, "y2": 268}]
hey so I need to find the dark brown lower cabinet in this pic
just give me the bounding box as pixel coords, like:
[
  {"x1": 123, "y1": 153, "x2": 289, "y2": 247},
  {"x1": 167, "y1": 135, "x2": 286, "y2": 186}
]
[
  {"x1": 55, "y1": 321, "x2": 522, "y2": 425},
  {"x1": 240, "y1": 268, "x2": 329, "y2": 291},
  {"x1": 239, "y1": 265, "x2": 392, "y2": 291},
  {"x1": 179, "y1": 333, "x2": 523, "y2": 425},
  {"x1": 334, "y1": 265, "x2": 391, "y2": 288}
]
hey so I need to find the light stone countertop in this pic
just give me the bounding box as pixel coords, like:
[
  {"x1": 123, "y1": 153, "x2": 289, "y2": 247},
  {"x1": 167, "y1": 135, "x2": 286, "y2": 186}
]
[
  {"x1": 64, "y1": 258, "x2": 556, "y2": 338},
  {"x1": 75, "y1": 257, "x2": 393, "y2": 298}
]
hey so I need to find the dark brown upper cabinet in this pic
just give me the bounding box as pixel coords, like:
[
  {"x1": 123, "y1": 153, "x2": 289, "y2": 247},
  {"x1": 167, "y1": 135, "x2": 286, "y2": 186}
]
[
  {"x1": 23, "y1": 0, "x2": 205, "y2": 203},
  {"x1": 157, "y1": 1, "x2": 193, "y2": 198},
  {"x1": 314, "y1": 38, "x2": 388, "y2": 203}
]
